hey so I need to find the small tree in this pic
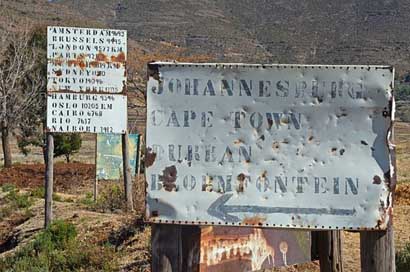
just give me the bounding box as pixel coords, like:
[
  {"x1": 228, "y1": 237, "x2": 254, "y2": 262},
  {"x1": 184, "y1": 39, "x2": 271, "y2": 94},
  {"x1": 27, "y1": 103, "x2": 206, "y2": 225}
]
[
  {"x1": 53, "y1": 134, "x2": 82, "y2": 163},
  {"x1": 0, "y1": 27, "x2": 45, "y2": 167},
  {"x1": 16, "y1": 26, "x2": 47, "y2": 163}
]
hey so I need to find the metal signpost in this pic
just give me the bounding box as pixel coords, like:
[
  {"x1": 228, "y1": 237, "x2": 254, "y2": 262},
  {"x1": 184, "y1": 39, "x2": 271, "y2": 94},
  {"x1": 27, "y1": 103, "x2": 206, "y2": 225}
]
[
  {"x1": 45, "y1": 26, "x2": 130, "y2": 227},
  {"x1": 146, "y1": 63, "x2": 395, "y2": 271}
]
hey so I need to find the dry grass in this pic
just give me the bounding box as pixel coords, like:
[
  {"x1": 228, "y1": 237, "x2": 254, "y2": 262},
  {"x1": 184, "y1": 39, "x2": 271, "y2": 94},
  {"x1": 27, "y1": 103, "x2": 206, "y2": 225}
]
[{"x1": 396, "y1": 122, "x2": 410, "y2": 184}]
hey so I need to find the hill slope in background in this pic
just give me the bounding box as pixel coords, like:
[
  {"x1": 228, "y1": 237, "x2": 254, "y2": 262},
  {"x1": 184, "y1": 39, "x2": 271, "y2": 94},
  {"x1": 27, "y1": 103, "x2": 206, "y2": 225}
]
[
  {"x1": 5, "y1": 0, "x2": 410, "y2": 129},
  {"x1": 53, "y1": 0, "x2": 410, "y2": 73},
  {"x1": 3, "y1": 0, "x2": 410, "y2": 73}
]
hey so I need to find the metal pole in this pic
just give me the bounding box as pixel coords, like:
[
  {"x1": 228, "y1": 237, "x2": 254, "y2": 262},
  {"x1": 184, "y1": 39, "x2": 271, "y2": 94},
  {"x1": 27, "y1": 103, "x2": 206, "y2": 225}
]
[
  {"x1": 122, "y1": 131, "x2": 134, "y2": 211},
  {"x1": 44, "y1": 133, "x2": 54, "y2": 228}
]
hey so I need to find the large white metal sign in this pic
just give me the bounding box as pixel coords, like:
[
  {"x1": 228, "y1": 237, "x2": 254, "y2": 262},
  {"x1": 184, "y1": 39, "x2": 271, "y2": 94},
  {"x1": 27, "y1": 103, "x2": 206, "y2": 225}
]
[
  {"x1": 145, "y1": 63, "x2": 395, "y2": 230},
  {"x1": 46, "y1": 26, "x2": 127, "y2": 133}
]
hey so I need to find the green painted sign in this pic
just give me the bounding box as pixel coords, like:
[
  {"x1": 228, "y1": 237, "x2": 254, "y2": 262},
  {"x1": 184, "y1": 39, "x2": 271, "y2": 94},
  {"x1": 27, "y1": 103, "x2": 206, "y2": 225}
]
[{"x1": 96, "y1": 134, "x2": 139, "y2": 180}]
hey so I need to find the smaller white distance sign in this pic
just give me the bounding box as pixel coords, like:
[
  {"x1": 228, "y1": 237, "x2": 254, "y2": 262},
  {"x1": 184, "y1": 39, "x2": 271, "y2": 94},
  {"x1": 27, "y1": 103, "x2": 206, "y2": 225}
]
[{"x1": 47, "y1": 93, "x2": 127, "y2": 134}]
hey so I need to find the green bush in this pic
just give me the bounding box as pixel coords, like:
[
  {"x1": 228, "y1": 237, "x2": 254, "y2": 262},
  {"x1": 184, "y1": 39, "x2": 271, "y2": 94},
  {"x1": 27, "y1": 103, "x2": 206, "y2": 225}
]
[
  {"x1": 6, "y1": 190, "x2": 33, "y2": 209},
  {"x1": 93, "y1": 184, "x2": 125, "y2": 212},
  {"x1": 53, "y1": 133, "x2": 82, "y2": 163},
  {"x1": 80, "y1": 192, "x2": 95, "y2": 206},
  {"x1": 1, "y1": 183, "x2": 16, "y2": 192},
  {"x1": 397, "y1": 243, "x2": 410, "y2": 272},
  {"x1": 80, "y1": 185, "x2": 125, "y2": 212},
  {"x1": 31, "y1": 187, "x2": 63, "y2": 202},
  {"x1": 1, "y1": 188, "x2": 34, "y2": 220},
  {"x1": 396, "y1": 84, "x2": 410, "y2": 101},
  {"x1": 0, "y1": 220, "x2": 118, "y2": 272},
  {"x1": 0, "y1": 205, "x2": 12, "y2": 219},
  {"x1": 34, "y1": 220, "x2": 77, "y2": 251},
  {"x1": 30, "y1": 186, "x2": 45, "y2": 198},
  {"x1": 52, "y1": 193, "x2": 62, "y2": 202}
]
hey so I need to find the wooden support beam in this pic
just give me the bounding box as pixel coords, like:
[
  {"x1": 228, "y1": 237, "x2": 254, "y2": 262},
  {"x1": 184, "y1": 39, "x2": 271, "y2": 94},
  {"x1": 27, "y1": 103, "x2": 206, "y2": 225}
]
[
  {"x1": 44, "y1": 133, "x2": 54, "y2": 228},
  {"x1": 122, "y1": 131, "x2": 134, "y2": 211},
  {"x1": 314, "y1": 230, "x2": 344, "y2": 272},
  {"x1": 151, "y1": 224, "x2": 201, "y2": 272},
  {"x1": 94, "y1": 134, "x2": 98, "y2": 202},
  {"x1": 360, "y1": 224, "x2": 395, "y2": 272}
]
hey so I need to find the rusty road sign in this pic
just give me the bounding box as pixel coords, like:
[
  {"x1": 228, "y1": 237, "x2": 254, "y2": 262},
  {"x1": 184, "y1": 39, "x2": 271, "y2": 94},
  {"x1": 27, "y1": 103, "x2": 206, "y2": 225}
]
[
  {"x1": 46, "y1": 26, "x2": 127, "y2": 134},
  {"x1": 145, "y1": 63, "x2": 395, "y2": 230}
]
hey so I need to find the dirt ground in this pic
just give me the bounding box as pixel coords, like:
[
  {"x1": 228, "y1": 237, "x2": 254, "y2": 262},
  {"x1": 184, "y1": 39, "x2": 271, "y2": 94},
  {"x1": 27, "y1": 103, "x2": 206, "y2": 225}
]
[
  {"x1": 0, "y1": 123, "x2": 410, "y2": 271},
  {"x1": 0, "y1": 162, "x2": 150, "y2": 271},
  {"x1": 0, "y1": 163, "x2": 95, "y2": 195},
  {"x1": 0, "y1": 163, "x2": 409, "y2": 271}
]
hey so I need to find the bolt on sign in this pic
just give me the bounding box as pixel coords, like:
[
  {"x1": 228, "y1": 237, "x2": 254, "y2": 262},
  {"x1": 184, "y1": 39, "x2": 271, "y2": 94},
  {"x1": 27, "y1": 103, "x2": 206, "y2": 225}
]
[
  {"x1": 46, "y1": 26, "x2": 127, "y2": 134},
  {"x1": 200, "y1": 227, "x2": 311, "y2": 271},
  {"x1": 145, "y1": 63, "x2": 395, "y2": 230}
]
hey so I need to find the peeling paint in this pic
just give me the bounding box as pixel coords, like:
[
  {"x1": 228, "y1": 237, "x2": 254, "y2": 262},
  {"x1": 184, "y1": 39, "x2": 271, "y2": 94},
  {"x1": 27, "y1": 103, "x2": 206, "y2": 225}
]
[
  {"x1": 242, "y1": 215, "x2": 267, "y2": 225},
  {"x1": 200, "y1": 227, "x2": 310, "y2": 270},
  {"x1": 145, "y1": 147, "x2": 157, "y2": 168},
  {"x1": 159, "y1": 166, "x2": 178, "y2": 192},
  {"x1": 373, "y1": 175, "x2": 382, "y2": 185},
  {"x1": 47, "y1": 26, "x2": 127, "y2": 94}
]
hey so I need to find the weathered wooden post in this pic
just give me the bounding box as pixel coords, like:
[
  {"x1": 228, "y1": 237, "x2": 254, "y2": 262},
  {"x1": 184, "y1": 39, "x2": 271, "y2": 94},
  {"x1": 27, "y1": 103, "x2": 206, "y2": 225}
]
[
  {"x1": 44, "y1": 132, "x2": 54, "y2": 228},
  {"x1": 151, "y1": 224, "x2": 201, "y2": 272},
  {"x1": 122, "y1": 131, "x2": 134, "y2": 211},
  {"x1": 315, "y1": 230, "x2": 343, "y2": 272},
  {"x1": 136, "y1": 136, "x2": 143, "y2": 184},
  {"x1": 360, "y1": 91, "x2": 396, "y2": 272},
  {"x1": 360, "y1": 224, "x2": 395, "y2": 272},
  {"x1": 94, "y1": 134, "x2": 98, "y2": 202}
]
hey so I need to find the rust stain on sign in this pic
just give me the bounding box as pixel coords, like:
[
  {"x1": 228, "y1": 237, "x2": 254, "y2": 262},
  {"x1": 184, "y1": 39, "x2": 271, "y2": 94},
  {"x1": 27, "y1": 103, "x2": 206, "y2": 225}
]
[
  {"x1": 200, "y1": 226, "x2": 310, "y2": 271},
  {"x1": 373, "y1": 175, "x2": 382, "y2": 185},
  {"x1": 46, "y1": 26, "x2": 128, "y2": 133},
  {"x1": 67, "y1": 55, "x2": 86, "y2": 70},
  {"x1": 159, "y1": 166, "x2": 178, "y2": 192},
  {"x1": 236, "y1": 173, "x2": 247, "y2": 193},
  {"x1": 55, "y1": 52, "x2": 126, "y2": 69},
  {"x1": 51, "y1": 57, "x2": 64, "y2": 66},
  {"x1": 96, "y1": 52, "x2": 109, "y2": 62},
  {"x1": 47, "y1": 26, "x2": 127, "y2": 94},
  {"x1": 145, "y1": 148, "x2": 157, "y2": 168},
  {"x1": 242, "y1": 215, "x2": 267, "y2": 226},
  {"x1": 111, "y1": 51, "x2": 126, "y2": 63}
]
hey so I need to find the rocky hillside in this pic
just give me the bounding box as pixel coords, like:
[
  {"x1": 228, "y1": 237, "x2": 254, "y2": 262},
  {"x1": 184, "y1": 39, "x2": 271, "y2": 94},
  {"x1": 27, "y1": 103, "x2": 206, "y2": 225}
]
[
  {"x1": 3, "y1": 0, "x2": 410, "y2": 73},
  {"x1": 51, "y1": 0, "x2": 410, "y2": 74}
]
